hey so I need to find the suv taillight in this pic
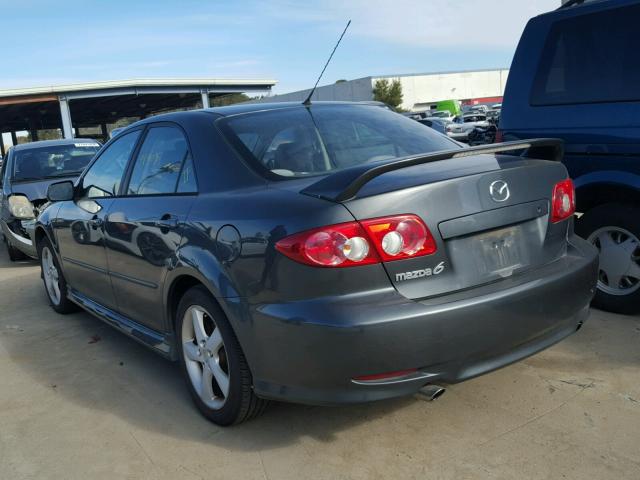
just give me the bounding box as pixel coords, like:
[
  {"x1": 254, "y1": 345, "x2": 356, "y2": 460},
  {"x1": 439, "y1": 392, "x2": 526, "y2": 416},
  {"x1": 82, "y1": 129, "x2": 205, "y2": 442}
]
[
  {"x1": 551, "y1": 179, "x2": 576, "y2": 223},
  {"x1": 275, "y1": 215, "x2": 437, "y2": 267},
  {"x1": 494, "y1": 129, "x2": 504, "y2": 143}
]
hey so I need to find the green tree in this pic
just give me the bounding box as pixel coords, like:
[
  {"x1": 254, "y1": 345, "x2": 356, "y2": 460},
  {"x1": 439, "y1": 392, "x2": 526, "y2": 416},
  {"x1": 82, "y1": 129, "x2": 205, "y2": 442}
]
[
  {"x1": 38, "y1": 129, "x2": 62, "y2": 140},
  {"x1": 211, "y1": 93, "x2": 254, "y2": 107},
  {"x1": 372, "y1": 78, "x2": 404, "y2": 110}
]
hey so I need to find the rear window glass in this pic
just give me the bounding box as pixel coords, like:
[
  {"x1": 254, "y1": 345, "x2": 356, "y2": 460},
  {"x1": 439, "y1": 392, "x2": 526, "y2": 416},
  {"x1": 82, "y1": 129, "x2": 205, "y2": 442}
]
[
  {"x1": 12, "y1": 142, "x2": 100, "y2": 182},
  {"x1": 218, "y1": 105, "x2": 458, "y2": 178},
  {"x1": 531, "y1": 4, "x2": 640, "y2": 106}
]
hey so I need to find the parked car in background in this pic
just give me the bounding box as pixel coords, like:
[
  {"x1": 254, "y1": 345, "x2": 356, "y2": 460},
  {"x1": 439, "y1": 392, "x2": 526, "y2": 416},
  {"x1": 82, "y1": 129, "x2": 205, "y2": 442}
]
[
  {"x1": 500, "y1": 0, "x2": 640, "y2": 314},
  {"x1": 429, "y1": 110, "x2": 454, "y2": 120},
  {"x1": 447, "y1": 113, "x2": 491, "y2": 142},
  {"x1": 0, "y1": 139, "x2": 100, "y2": 260},
  {"x1": 468, "y1": 124, "x2": 498, "y2": 146},
  {"x1": 468, "y1": 105, "x2": 489, "y2": 114},
  {"x1": 417, "y1": 117, "x2": 451, "y2": 135},
  {"x1": 35, "y1": 102, "x2": 596, "y2": 426},
  {"x1": 486, "y1": 109, "x2": 501, "y2": 123}
]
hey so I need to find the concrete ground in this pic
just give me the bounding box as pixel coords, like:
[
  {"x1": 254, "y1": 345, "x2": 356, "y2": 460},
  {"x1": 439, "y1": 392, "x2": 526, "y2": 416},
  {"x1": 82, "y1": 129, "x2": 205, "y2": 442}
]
[{"x1": 0, "y1": 248, "x2": 638, "y2": 480}]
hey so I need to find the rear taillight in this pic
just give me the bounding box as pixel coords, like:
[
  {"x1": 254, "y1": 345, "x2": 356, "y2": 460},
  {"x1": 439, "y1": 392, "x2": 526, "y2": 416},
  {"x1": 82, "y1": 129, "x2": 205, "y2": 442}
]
[
  {"x1": 275, "y1": 221, "x2": 379, "y2": 267},
  {"x1": 275, "y1": 214, "x2": 437, "y2": 267},
  {"x1": 494, "y1": 129, "x2": 504, "y2": 143},
  {"x1": 360, "y1": 215, "x2": 437, "y2": 262},
  {"x1": 551, "y1": 179, "x2": 576, "y2": 223}
]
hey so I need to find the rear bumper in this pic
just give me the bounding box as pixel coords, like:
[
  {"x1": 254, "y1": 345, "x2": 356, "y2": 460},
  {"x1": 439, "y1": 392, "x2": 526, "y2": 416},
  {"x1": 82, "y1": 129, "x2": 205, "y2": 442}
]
[
  {"x1": 447, "y1": 131, "x2": 469, "y2": 141},
  {"x1": 242, "y1": 236, "x2": 598, "y2": 405}
]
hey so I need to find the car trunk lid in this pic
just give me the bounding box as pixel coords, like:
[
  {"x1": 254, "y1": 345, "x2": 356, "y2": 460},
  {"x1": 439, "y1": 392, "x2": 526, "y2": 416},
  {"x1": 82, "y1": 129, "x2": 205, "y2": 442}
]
[{"x1": 301, "y1": 140, "x2": 570, "y2": 300}]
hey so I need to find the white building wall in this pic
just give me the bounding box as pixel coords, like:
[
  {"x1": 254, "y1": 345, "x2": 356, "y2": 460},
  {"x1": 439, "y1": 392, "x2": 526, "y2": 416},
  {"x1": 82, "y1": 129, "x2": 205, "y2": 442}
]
[
  {"x1": 261, "y1": 77, "x2": 374, "y2": 103},
  {"x1": 378, "y1": 69, "x2": 508, "y2": 111},
  {"x1": 259, "y1": 69, "x2": 509, "y2": 111}
]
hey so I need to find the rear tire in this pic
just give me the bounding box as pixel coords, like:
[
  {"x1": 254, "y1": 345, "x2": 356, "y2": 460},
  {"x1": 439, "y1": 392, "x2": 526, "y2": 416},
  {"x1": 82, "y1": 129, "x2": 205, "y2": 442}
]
[
  {"x1": 37, "y1": 237, "x2": 78, "y2": 314},
  {"x1": 576, "y1": 203, "x2": 640, "y2": 315},
  {"x1": 176, "y1": 286, "x2": 268, "y2": 425}
]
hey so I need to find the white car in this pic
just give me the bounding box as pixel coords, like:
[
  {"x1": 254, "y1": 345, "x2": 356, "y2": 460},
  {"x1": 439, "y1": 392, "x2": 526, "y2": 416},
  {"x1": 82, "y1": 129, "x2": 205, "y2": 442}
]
[{"x1": 446, "y1": 114, "x2": 491, "y2": 142}]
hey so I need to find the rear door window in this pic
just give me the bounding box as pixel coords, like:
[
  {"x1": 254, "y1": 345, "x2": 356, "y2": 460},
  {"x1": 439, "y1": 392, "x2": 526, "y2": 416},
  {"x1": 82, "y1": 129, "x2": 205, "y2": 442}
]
[
  {"x1": 531, "y1": 4, "x2": 640, "y2": 105},
  {"x1": 126, "y1": 126, "x2": 191, "y2": 195}
]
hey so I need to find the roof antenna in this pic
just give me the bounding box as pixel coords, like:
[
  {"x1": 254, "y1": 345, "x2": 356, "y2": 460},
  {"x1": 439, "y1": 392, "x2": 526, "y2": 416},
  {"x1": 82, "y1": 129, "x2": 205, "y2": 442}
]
[{"x1": 303, "y1": 20, "x2": 351, "y2": 106}]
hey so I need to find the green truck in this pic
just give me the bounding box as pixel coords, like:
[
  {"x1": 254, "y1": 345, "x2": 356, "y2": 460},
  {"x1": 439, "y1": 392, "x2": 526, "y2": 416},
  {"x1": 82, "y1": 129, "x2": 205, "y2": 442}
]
[{"x1": 436, "y1": 99, "x2": 462, "y2": 116}]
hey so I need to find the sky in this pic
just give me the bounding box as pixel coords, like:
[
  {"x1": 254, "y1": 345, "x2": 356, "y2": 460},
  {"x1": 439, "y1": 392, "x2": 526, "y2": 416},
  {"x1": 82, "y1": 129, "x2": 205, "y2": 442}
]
[{"x1": 2, "y1": 0, "x2": 558, "y2": 95}]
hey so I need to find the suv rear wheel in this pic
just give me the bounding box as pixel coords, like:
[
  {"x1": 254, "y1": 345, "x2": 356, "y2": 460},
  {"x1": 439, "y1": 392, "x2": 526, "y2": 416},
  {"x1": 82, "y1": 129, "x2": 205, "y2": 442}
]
[
  {"x1": 576, "y1": 203, "x2": 640, "y2": 315},
  {"x1": 176, "y1": 286, "x2": 268, "y2": 425}
]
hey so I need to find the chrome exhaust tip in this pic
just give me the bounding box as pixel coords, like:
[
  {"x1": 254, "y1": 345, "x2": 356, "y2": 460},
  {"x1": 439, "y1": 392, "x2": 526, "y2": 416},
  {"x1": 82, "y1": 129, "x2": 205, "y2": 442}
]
[{"x1": 418, "y1": 384, "x2": 446, "y2": 401}]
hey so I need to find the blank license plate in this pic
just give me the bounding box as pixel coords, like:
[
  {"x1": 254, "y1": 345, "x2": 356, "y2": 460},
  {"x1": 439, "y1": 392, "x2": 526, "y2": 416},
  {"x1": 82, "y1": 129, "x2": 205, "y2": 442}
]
[{"x1": 475, "y1": 226, "x2": 526, "y2": 276}]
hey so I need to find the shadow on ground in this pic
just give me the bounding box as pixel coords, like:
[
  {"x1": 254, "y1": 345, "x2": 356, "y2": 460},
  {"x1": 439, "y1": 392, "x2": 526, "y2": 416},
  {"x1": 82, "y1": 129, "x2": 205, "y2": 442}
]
[{"x1": 0, "y1": 245, "x2": 417, "y2": 451}]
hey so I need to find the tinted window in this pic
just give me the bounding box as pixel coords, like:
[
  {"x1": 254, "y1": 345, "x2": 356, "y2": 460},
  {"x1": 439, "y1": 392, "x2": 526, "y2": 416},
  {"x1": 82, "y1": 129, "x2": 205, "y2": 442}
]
[
  {"x1": 127, "y1": 126, "x2": 188, "y2": 195},
  {"x1": 82, "y1": 131, "x2": 140, "y2": 198},
  {"x1": 219, "y1": 105, "x2": 458, "y2": 178},
  {"x1": 177, "y1": 154, "x2": 198, "y2": 193},
  {"x1": 11, "y1": 142, "x2": 100, "y2": 182},
  {"x1": 531, "y1": 5, "x2": 640, "y2": 106}
]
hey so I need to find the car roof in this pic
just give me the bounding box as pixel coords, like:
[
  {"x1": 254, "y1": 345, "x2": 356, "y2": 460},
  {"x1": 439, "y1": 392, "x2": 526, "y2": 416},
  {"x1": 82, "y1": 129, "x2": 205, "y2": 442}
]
[
  {"x1": 12, "y1": 138, "x2": 99, "y2": 152},
  {"x1": 120, "y1": 101, "x2": 388, "y2": 130},
  {"x1": 206, "y1": 101, "x2": 372, "y2": 117}
]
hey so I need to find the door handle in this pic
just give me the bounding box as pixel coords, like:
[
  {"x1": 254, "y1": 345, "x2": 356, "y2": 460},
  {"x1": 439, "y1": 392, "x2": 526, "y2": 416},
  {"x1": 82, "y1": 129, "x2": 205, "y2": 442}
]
[
  {"x1": 154, "y1": 214, "x2": 179, "y2": 230},
  {"x1": 88, "y1": 217, "x2": 103, "y2": 229}
]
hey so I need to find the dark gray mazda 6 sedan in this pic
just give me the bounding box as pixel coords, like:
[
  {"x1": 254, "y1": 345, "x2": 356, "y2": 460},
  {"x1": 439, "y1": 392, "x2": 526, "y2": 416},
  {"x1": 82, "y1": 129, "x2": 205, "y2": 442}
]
[{"x1": 34, "y1": 102, "x2": 598, "y2": 425}]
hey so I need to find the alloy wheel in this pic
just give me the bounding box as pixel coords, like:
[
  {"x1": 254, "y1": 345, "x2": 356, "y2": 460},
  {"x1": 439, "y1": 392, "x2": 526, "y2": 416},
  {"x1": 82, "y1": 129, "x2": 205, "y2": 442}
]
[
  {"x1": 41, "y1": 246, "x2": 61, "y2": 305},
  {"x1": 181, "y1": 305, "x2": 230, "y2": 410}
]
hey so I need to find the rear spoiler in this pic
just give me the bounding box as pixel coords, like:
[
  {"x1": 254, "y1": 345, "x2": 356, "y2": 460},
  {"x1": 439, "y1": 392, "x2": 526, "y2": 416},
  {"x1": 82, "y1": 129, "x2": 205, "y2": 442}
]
[{"x1": 301, "y1": 138, "x2": 564, "y2": 202}]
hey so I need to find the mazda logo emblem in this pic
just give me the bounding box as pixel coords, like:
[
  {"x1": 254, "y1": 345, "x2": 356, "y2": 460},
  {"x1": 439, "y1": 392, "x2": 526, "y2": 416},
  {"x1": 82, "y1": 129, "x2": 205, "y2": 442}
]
[{"x1": 489, "y1": 180, "x2": 510, "y2": 202}]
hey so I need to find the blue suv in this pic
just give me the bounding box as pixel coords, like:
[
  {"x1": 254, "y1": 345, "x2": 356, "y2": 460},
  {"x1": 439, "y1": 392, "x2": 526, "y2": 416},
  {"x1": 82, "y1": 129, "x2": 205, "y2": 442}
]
[{"x1": 500, "y1": 0, "x2": 640, "y2": 314}]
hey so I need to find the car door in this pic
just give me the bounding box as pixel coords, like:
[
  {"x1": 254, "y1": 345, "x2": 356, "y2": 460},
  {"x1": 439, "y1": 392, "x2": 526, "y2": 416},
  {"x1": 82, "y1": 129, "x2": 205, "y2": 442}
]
[
  {"x1": 103, "y1": 124, "x2": 198, "y2": 331},
  {"x1": 55, "y1": 129, "x2": 142, "y2": 310}
]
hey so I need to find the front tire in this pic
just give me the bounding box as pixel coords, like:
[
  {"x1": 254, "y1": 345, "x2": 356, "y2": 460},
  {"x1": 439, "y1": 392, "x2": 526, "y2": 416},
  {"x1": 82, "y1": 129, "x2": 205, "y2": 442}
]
[
  {"x1": 576, "y1": 203, "x2": 640, "y2": 315},
  {"x1": 176, "y1": 286, "x2": 268, "y2": 425},
  {"x1": 37, "y1": 237, "x2": 78, "y2": 314}
]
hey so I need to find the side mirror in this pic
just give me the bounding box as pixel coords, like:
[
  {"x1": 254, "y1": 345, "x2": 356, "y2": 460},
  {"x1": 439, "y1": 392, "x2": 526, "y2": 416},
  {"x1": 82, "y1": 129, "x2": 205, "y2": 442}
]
[{"x1": 47, "y1": 180, "x2": 75, "y2": 202}]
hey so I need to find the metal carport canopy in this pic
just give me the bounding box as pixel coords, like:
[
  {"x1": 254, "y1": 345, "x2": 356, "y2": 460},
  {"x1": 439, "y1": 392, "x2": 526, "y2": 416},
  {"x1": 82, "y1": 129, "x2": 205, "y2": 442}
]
[{"x1": 0, "y1": 77, "x2": 277, "y2": 145}]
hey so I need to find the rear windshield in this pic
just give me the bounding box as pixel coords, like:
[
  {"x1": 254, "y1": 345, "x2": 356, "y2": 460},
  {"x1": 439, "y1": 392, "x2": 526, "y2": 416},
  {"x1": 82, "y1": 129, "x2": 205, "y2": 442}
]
[
  {"x1": 12, "y1": 142, "x2": 100, "y2": 182},
  {"x1": 218, "y1": 105, "x2": 459, "y2": 178},
  {"x1": 531, "y1": 4, "x2": 640, "y2": 106}
]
